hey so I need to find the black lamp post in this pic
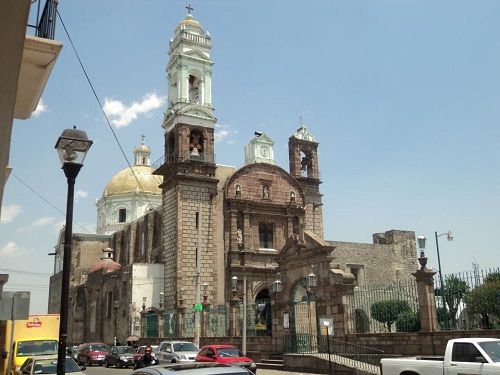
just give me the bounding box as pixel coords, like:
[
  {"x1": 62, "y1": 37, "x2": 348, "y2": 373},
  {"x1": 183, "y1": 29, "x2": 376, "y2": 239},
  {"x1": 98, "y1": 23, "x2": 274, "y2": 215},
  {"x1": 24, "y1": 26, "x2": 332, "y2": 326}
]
[
  {"x1": 271, "y1": 273, "x2": 283, "y2": 353},
  {"x1": 434, "y1": 230, "x2": 453, "y2": 296},
  {"x1": 55, "y1": 127, "x2": 92, "y2": 375}
]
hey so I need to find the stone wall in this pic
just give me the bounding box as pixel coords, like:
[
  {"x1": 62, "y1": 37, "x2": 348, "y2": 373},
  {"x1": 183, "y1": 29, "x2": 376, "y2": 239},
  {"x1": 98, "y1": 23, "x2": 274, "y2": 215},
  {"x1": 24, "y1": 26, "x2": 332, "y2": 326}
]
[{"x1": 329, "y1": 230, "x2": 417, "y2": 286}]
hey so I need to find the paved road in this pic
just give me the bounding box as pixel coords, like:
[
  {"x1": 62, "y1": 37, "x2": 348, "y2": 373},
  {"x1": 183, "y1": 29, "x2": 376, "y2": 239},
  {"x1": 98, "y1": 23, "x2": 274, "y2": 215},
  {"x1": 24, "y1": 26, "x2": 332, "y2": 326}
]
[{"x1": 84, "y1": 366, "x2": 324, "y2": 375}]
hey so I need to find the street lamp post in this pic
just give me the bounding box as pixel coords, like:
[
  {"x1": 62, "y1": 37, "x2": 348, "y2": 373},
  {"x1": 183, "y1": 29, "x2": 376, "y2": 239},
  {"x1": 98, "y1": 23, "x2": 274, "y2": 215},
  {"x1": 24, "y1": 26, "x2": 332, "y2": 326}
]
[
  {"x1": 55, "y1": 127, "x2": 92, "y2": 375},
  {"x1": 434, "y1": 231, "x2": 453, "y2": 297},
  {"x1": 114, "y1": 300, "x2": 119, "y2": 345}
]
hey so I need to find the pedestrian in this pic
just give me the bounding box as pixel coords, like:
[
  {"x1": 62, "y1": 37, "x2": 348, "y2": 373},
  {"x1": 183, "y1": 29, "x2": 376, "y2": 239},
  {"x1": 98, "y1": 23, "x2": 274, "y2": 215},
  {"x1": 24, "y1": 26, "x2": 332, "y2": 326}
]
[{"x1": 134, "y1": 345, "x2": 159, "y2": 369}]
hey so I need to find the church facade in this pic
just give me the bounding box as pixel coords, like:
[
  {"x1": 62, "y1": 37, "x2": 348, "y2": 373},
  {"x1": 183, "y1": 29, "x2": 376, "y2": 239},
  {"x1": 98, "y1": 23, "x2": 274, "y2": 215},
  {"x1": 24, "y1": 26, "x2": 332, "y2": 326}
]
[{"x1": 48, "y1": 10, "x2": 418, "y2": 347}]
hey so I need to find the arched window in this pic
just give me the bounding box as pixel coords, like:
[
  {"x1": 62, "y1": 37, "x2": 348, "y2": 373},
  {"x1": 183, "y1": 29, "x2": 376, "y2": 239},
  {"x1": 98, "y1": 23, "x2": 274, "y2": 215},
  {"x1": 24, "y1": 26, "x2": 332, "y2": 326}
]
[
  {"x1": 189, "y1": 129, "x2": 204, "y2": 156},
  {"x1": 118, "y1": 208, "x2": 127, "y2": 223},
  {"x1": 235, "y1": 184, "x2": 242, "y2": 197},
  {"x1": 188, "y1": 75, "x2": 200, "y2": 104}
]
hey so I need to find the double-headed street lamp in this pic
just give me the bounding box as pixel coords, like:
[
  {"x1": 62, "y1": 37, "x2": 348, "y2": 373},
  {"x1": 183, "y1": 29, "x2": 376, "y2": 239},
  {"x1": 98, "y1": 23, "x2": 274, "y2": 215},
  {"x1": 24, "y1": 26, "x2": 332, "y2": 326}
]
[{"x1": 55, "y1": 127, "x2": 92, "y2": 375}]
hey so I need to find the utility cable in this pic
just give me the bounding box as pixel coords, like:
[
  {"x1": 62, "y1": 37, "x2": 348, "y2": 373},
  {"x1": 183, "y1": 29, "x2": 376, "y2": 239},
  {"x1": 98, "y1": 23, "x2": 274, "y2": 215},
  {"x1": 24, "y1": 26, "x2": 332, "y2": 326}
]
[
  {"x1": 11, "y1": 173, "x2": 92, "y2": 234},
  {"x1": 56, "y1": 9, "x2": 154, "y2": 207}
]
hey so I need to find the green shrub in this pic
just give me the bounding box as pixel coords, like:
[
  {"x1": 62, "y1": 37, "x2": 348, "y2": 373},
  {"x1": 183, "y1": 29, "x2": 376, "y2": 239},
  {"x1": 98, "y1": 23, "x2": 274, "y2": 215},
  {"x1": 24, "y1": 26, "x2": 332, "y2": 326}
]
[
  {"x1": 396, "y1": 310, "x2": 421, "y2": 332},
  {"x1": 370, "y1": 300, "x2": 411, "y2": 332}
]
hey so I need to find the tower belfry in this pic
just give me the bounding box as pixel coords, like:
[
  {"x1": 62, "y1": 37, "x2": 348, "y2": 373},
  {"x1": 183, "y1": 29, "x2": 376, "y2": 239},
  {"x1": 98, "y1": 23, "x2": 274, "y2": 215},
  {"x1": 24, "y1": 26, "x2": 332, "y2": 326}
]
[{"x1": 155, "y1": 10, "x2": 218, "y2": 312}]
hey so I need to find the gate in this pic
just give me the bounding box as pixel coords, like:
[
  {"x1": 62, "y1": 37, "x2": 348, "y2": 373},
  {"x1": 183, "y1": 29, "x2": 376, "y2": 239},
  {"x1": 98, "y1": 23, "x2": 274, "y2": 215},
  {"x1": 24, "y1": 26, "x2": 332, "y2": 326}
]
[{"x1": 287, "y1": 279, "x2": 317, "y2": 352}]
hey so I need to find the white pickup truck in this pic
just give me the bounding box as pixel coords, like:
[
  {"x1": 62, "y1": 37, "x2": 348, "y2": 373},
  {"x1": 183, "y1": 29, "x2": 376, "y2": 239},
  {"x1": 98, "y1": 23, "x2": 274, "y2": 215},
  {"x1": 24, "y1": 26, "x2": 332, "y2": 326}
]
[{"x1": 381, "y1": 338, "x2": 500, "y2": 375}]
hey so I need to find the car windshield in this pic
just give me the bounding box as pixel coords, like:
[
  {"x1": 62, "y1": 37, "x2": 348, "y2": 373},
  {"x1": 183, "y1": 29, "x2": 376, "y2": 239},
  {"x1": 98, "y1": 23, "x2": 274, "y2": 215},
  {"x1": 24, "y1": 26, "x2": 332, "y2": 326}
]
[
  {"x1": 17, "y1": 340, "x2": 58, "y2": 356},
  {"x1": 89, "y1": 344, "x2": 109, "y2": 352},
  {"x1": 217, "y1": 348, "x2": 240, "y2": 358},
  {"x1": 479, "y1": 340, "x2": 500, "y2": 362},
  {"x1": 33, "y1": 358, "x2": 80, "y2": 373},
  {"x1": 174, "y1": 343, "x2": 199, "y2": 352},
  {"x1": 117, "y1": 346, "x2": 135, "y2": 354}
]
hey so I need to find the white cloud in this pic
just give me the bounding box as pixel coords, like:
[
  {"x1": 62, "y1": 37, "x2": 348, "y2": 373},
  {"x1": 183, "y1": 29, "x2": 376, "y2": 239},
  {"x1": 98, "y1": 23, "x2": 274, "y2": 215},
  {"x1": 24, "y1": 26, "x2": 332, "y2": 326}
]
[
  {"x1": 103, "y1": 93, "x2": 165, "y2": 128},
  {"x1": 0, "y1": 241, "x2": 19, "y2": 256},
  {"x1": 75, "y1": 190, "x2": 88, "y2": 202},
  {"x1": 0, "y1": 204, "x2": 22, "y2": 224},
  {"x1": 32, "y1": 217, "x2": 56, "y2": 227},
  {"x1": 214, "y1": 124, "x2": 237, "y2": 143},
  {"x1": 32, "y1": 99, "x2": 47, "y2": 117}
]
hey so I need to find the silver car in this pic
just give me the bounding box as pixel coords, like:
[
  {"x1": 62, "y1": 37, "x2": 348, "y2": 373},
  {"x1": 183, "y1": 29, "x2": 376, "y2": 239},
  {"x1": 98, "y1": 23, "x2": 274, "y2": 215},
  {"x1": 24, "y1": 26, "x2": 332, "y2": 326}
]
[
  {"x1": 158, "y1": 341, "x2": 199, "y2": 363},
  {"x1": 130, "y1": 362, "x2": 253, "y2": 375}
]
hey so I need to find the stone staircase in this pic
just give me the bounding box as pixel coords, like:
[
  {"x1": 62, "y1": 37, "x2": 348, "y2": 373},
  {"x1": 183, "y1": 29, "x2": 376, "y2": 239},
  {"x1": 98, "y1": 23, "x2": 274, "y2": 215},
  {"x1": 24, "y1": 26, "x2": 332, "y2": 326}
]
[{"x1": 256, "y1": 354, "x2": 284, "y2": 371}]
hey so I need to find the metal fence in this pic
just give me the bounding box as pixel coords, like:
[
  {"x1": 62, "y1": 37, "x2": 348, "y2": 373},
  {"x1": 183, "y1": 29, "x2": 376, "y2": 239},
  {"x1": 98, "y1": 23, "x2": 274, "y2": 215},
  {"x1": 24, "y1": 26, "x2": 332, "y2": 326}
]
[
  {"x1": 346, "y1": 279, "x2": 420, "y2": 333},
  {"x1": 284, "y1": 333, "x2": 383, "y2": 374},
  {"x1": 435, "y1": 267, "x2": 500, "y2": 330}
]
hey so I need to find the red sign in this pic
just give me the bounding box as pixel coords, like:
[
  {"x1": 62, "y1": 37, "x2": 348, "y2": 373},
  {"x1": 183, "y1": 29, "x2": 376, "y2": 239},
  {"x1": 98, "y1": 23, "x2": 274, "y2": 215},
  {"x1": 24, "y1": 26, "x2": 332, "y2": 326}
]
[{"x1": 26, "y1": 318, "x2": 42, "y2": 328}]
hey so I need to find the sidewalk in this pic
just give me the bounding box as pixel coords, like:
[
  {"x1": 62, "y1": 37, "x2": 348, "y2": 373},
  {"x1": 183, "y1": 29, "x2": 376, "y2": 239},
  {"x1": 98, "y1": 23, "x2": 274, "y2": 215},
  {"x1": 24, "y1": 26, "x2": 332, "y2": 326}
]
[{"x1": 257, "y1": 369, "x2": 324, "y2": 375}]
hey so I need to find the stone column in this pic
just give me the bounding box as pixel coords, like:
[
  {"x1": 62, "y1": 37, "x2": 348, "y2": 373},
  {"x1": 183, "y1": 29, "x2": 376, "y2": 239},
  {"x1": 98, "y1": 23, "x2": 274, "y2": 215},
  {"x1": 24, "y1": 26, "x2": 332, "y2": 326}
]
[
  {"x1": 201, "y1": 299, "x2": 211, "y2": 338},
  {"x1": 229, "y1": 293, "x2": 240, "y2": 336},
  {"x1": 412, "y1": 258, "x2": 438, "y2": 332},
  {"x1": 243, "y1": 212, "x2": 251, "y2": 249},
  {"x1": 229, "y1": 210, "x2": 238, "y2": 251}
]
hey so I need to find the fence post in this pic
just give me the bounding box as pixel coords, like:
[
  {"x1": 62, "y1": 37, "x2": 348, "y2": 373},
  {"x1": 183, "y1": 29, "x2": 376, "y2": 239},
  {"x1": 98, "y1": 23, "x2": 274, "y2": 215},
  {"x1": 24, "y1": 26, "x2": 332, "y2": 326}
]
[{"x1": 412, "y1": 264, "x2": 438, "y2": 331}]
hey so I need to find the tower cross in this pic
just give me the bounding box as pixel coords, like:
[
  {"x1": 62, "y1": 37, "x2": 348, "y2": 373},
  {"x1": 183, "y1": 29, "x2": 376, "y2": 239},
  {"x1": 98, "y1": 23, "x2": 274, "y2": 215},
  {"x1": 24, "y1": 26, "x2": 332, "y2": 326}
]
[
  {"x1": 141, "y1": 134, "x2": 145, "y2": 143},
  {"x1": 186, "y1": 4, "x2": 193, "y2": 14}
]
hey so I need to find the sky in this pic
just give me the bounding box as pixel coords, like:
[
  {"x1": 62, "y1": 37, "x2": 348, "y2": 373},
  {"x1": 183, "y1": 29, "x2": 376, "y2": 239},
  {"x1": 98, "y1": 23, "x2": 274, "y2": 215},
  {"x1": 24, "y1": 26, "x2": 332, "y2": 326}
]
[{"x1": 1, "y1": 0, "x2": 500, "y2": 314}]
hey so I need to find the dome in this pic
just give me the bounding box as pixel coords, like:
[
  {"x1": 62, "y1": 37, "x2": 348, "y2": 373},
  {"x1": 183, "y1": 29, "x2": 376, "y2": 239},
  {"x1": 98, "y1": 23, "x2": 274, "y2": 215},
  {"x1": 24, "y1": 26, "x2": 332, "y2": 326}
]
[
  {"x1": 102, "y1": 165, "x2": 162, "y2": 197},
  {"x1": 89, "y1": 259, "x2": 122, "y2": 273},
  {"x1": 175, "y1": 13, "x2": 204, "y2": 35}
]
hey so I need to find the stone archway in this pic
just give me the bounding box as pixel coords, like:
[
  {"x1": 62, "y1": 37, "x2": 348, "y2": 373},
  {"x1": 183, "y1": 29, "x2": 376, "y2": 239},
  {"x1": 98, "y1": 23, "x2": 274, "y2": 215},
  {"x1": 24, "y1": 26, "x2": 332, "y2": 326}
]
[{"x1": 288, "y1": 279, "x2": 317, "y2": 352}]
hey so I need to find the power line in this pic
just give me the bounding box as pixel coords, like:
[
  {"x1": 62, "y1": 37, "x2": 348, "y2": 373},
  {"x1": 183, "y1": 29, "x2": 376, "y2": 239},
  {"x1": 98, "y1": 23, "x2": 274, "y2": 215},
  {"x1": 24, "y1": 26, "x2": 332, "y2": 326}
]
[
  {"x1": 10, "y1": 173, "x2": 92, "y2": 234},
  {"x1": 56, "y1": 9, "x2": 154, "y2": 207},
  {"x1": 0, "y1": 267, "x2": 52, "y2": 276}
]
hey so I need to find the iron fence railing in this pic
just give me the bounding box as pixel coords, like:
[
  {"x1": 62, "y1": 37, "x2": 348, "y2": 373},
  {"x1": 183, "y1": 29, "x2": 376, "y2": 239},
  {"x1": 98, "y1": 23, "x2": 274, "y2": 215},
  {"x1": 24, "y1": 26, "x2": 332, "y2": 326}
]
[
  {"x1": 346, "y1": 279, "x2": 420, "y2": 333},
  {"x1": 28, "y1": 0, "x2": 59, "y2": 40},
  {"x1": 435, "y1": 267, "x2": 500, "y2": 331},
  {"x1": 284, "y1": 333, "x2": 383, "y2": 374}
]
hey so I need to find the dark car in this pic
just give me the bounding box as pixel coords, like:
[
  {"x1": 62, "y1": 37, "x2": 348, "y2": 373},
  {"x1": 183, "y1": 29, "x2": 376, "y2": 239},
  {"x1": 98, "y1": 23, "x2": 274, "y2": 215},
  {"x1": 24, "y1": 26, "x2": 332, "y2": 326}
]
[
  {"x1": 196, "y1": 345, "x2": 256, "y2": 373},
  {"x1": 77, "y1": 342, "x2": 110, "y2": 366},
  {"x1": 130, "y1": 362, "x2": 254, "y2": 375},
  {"x1": 105, "y1": 345, "x2": 136, "y2": 368}
]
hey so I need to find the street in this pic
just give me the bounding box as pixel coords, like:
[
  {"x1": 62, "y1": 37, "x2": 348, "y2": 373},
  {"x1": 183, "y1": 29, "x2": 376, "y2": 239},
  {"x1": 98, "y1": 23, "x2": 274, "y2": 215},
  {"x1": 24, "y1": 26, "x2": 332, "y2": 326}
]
[{"x1": 84, "y1": 365, "x2": 324, "y2": 375}]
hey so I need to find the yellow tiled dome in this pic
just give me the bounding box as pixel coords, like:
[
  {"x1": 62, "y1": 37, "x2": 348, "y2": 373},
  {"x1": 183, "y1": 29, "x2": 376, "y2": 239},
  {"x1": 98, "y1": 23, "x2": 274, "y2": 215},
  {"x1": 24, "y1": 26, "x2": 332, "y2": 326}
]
[
  {"x1": 176, "y1": 13, "x2": 204, "y2": 34},
  {"x1": 102, "y1": 165, "x2": 161, "y2": 197}
]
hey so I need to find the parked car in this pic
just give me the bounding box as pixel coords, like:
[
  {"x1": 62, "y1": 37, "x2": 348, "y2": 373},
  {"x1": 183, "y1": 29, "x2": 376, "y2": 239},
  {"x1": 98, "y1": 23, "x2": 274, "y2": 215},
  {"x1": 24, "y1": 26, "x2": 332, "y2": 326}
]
[
  {"x1": 158, "y1": 341, "x2": 199, "y2": 363},
  {"x1": 381, "y1": 338, "x2": 500, "y2": 375},
  {"x1": 16, "y1": 355, "x2": 85, "y2": 374},
  {"x1": 130, "y1": 362, "x2": 254, "y2": 375},
  {"x1": 134, "y1": 345, "x2": 157, "y2": 365},
  {"x1": 66, "y1": 345, "x2": 79, "y2": 362},
  {"x1": 195, "y1": 345, "x2": 256, "y2": 373},
  {"x1": 105, "y1": 345, "x2": 136, "y2": 368},
  {"x1": 77, "y1": 342, "x2": 110, "y2": 366}
]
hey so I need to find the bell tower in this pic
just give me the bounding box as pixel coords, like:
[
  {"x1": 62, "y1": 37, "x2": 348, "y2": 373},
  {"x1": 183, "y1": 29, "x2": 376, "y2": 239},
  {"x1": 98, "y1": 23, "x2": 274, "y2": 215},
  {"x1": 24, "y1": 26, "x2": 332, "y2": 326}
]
[
  {"x1": 155, "y1": 9, "x2": 218, "y2": 312},
  {"x1": 288, "y1": 125, "x2": 323, "y2": 238}
]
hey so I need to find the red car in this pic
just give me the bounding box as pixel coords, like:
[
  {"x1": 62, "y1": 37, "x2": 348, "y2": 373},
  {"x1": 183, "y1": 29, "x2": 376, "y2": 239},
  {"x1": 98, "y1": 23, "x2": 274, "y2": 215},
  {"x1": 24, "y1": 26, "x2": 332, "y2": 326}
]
[
  {"x1": 196, "y1": 345, "x2": 256, "y2": 373},
  {"x1": 77, "y1": 342, "x2": 110, "y2": 366}
]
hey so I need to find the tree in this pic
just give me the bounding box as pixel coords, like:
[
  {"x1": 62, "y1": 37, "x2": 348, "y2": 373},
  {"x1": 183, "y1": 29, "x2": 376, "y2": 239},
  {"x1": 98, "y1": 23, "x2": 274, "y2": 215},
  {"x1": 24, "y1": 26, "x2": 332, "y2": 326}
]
[
  {"x1": 370, "y1": 300, "x2": 411, "y2": 332},
  {"x1": 442, "y1": 275, "x2": 469, "y2": 329},
  {"x1": 396, "y1": 310, "x2": 421, "y2": 332},
  {"x1": 464, "y1": 271, "x2": 500, "y2": 329}
]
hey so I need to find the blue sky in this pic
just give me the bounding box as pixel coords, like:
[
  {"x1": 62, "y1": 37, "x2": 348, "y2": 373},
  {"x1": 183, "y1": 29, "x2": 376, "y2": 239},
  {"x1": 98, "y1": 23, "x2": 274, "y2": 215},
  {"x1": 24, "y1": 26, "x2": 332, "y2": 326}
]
[{"x1": 1, "y1": 0, "x2": 499, "y2": 313}]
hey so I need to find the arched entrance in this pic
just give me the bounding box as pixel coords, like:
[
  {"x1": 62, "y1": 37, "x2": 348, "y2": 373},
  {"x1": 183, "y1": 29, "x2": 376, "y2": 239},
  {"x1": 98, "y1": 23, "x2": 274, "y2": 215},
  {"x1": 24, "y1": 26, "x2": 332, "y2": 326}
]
[
  {"x1": 254, "y1": 289, "x2": 271, "y2": 336},
  {"x1": 287, "y1": 279, "x2": 317, "y2": 352}
]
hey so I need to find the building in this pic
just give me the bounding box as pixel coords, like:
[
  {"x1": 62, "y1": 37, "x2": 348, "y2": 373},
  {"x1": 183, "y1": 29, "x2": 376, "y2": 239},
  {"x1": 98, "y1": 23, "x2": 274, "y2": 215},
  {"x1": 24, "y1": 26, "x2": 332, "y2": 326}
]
[{"x1": 49, "y1": 10, "x2": 417, "y2": 346}]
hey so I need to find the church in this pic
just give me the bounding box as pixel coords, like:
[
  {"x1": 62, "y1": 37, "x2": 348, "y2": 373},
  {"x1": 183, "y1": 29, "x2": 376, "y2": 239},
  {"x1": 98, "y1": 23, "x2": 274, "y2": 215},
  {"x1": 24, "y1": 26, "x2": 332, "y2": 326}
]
[{"x1": 48, "y1": 10, "x2": 417, "y2": 349}]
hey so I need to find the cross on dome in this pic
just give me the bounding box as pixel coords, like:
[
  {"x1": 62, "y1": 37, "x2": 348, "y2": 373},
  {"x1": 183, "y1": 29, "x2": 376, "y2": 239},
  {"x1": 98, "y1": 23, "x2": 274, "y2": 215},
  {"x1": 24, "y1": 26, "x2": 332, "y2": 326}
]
[{"x1": 185, "y1": 4, "x2": 193, "y2": 14}]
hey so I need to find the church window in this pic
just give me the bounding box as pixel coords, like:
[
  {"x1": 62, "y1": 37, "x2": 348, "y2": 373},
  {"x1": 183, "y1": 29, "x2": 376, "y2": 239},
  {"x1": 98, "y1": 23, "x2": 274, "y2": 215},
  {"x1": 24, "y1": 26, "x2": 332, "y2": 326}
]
[
  {"x1": 189, "y1": 129, "x2": 204, "y2": 157},
  {"x1": 235, "y1": 184, "x2": 242, "y2": 197},
  {"x1": 118, "y1": 208, "x2": 127, "y2": 223},
  {"x1": 188, "y1": 74, "x2": 200, "y2": 104},
  {"x1": 290, "y1": 191, "x2": 296, "y2": 202},
  {"x1": 259, "y1": 223, "x2": 274, "y2": 249},
  {"x1": 300, "y1": 150, "x2": 312, "y2": 177}
]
